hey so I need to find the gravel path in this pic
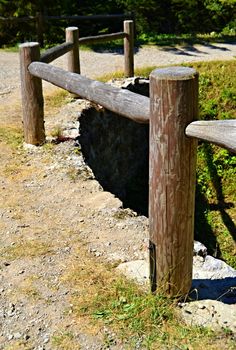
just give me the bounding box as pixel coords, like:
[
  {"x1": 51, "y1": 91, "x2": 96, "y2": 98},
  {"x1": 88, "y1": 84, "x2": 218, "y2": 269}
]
[{"x1": 0, "y1": 42, "x2": 235, "y2": 103}]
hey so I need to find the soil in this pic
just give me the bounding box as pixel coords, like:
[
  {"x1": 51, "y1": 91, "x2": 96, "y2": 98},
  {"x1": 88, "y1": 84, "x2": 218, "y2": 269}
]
[{"x1": 0, "y1": 43, "x2": 236, "y2": 349}]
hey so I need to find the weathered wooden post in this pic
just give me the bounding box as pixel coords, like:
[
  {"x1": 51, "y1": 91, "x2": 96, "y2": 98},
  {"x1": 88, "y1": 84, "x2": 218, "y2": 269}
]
[
  {"x1": 66, "y1": 26, "x2": 80, "y2": 74},
  {"x1": 19, "y1": 42, "x2": 45, "y2": 145},
  {"x1": 149, "y1": 67, "x2": 198, "y2": 297},
  {"x1": 124, "y1": 20, "x2": 134, "y2": 77}
]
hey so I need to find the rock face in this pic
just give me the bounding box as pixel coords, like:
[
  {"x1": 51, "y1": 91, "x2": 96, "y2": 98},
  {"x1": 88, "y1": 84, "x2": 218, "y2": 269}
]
[{"x1": 79, "y1": 78, "x2": 149, "y2": 215}]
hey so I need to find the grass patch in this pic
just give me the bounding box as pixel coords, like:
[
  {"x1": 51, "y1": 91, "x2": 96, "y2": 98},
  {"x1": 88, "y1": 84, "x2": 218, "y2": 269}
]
[
  {"x1": 44, "y1": 90, "x2": 71, "y2": 110},
  {"x1": 1, "y1": 240, "x2": 53, "y2": 261},
  {"x1": 62, "y1": 249, "x2": 235, "y2": 349},
  {"x1": 137, "y1": 32, "x2": 236, "y2": 46},
  {"x1": 0, "y1": 126, "x2": 23, "y2": 148},
  {"x1": 4, "y1": 341, "x2": 33, "y2": 350},
  {"x1": 52, "y1": 331, "x2": 80, "y2": 350}
]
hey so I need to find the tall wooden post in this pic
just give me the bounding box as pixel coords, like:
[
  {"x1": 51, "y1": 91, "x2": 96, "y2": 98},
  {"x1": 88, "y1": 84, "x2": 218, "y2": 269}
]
[
  {"x1": 19, "y1": 42, "x2": 45, "y2": 145},
  {"x1": 124, "y1": 20, "x2": 134, "y2": 77},
  {"x1": 149, "y1": 67, "x2": 198, "y2": 297},
  {"x1": 66, "y1": 27, "x2": 80, "y2": 74}
]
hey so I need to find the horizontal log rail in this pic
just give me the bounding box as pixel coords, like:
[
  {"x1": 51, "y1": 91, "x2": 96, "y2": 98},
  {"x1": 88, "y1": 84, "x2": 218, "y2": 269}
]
[
  {"x1": 0, "y1": 13, "x2": 134, "y2": 47},
  {"x1": 79, "y1": 32, "x2": 127, "y2": 45},
  {"x1": 40, "y1": 42, "x2": 74, "y2": 63},
  {"x1": 28, "y1": 61, "x2": 149, "y2": 124},
  {"x1": 28, "y1": 60, "x2": 236, "y2": 153},
  {"x1": 0, "y1": 13, "x2": 131, "y2": 23},
  {"x1": 37, "y1": 22, "x2": 134, "y2": 76},
  {"x1": 0, "y1": 16, "x2": 36, "y2": 23},
  {"x1": 186, "y1": 120, "x2": 236, "y2": 153},
  {"x1": 44, "y1": 14, "x2": 131, "y2": 21}
]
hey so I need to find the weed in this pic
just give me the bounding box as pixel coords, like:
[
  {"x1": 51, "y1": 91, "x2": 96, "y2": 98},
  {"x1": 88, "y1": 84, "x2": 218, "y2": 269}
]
[
  {"x1": 52, "y1": 331, "x2": 80, "y2": 350},
  {"x1": 50, "y1": 126, "x2": 63, "y2": 138}
]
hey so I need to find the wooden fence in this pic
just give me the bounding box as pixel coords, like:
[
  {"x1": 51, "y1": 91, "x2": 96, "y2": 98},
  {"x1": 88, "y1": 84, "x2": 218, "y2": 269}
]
[
  {"x1": 0, "y1": 13, "x2": 134, "y2": 47},
  {"x1": 19, "y1": 33, "x2": 236, "y2": 297}
]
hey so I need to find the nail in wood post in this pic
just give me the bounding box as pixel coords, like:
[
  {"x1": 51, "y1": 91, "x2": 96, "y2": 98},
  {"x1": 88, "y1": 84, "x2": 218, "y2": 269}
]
[
  {"x1": 66, "y1": 27, "x2": 80, "y2": 74},
  {"x1": 149, "y1": 67, "x2": 198, "y2": 297},
  {"x1": 19, "y1": 42, "x2": 45, "y2": 145},
  {"x1": 124, "y1": 20, "x2": 134, "y2": 77}
]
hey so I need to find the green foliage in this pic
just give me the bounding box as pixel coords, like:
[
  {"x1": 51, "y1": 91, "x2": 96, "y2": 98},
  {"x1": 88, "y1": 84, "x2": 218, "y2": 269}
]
[{"x1": 0, "y1": 0, "x2": 235, "y2": 46}]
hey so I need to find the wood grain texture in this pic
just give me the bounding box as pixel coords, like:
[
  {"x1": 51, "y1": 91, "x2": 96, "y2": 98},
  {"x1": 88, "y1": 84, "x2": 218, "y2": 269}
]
[
  {"x1": 124, "y1": 20, "x2": 134, "y2": 77},
  {"x1": 79, "y1": 32, "x2": 126, "y2": 45},
  {"x1": 186, "y1": 120, "x2": 236, "y2": 153},
  {"x1": 40, "y1": 42, "x2": 74, "y2": 64},
  {"x1": 19, "y1": 43, "x2": 45, "y2": 145},
  {"x1": 28, "y1": 62, "x2": 150, "y2": 124},
  {"x1": 149, "y1": 66, "x2": 198, "y2": 296}
]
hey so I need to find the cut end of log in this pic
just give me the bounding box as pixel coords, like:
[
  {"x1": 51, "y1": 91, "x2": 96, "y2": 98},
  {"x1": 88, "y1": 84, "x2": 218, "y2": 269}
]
[
  {"x1": 19, "y1": 42, "x2": 39, "y2": 48},
  {"x1": 151, "y1": 66, "x2": 198, "y2": 80},
  {"x1": 66, "y1": 26, "x2": 78, "y2": 32}
]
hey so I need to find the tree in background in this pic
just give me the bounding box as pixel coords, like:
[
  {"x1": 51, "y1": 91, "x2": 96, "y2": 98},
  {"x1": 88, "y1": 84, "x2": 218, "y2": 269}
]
[{"x1": 0, "y1": 0, "x2": 235, "y2": 46}]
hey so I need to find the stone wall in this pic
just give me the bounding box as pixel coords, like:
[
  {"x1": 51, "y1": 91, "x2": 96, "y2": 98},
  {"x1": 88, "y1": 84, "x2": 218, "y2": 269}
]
[{"x1": 78, "y1": 78, "x2": 149, "y2": 215}]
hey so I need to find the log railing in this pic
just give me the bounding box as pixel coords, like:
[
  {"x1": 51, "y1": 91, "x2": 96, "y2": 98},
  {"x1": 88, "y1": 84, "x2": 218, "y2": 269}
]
[
  {"x1": 0, "y1": 13, "x2": 134, "y2": 47},
  {"x1": 39, "y1": 22, "x2": 134, "y2": 76},
  {"x1": 19, "y1": 38, "x2": 236, "y2": 298}
]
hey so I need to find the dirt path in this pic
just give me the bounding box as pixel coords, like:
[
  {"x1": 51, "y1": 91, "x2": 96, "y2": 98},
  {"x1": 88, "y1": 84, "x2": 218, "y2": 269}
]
[
  {"x1": 0, "y1": 42, "x2": 236, "y2": 103},
  {"x1": 0, "y1": 44, "x2": 236, "y2": 349}
]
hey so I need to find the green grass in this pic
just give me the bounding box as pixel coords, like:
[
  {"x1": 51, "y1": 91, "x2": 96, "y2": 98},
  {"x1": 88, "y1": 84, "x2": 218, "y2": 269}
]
[
  {"x1": 63, "y1": 253, "x2": 235, "y2": 349},
  {"x1": 137, "y1": 32, "x2": 236, "y2": 46},
  {"x1": 0, "y1": 126, "x2": 23, "y2": 147}
]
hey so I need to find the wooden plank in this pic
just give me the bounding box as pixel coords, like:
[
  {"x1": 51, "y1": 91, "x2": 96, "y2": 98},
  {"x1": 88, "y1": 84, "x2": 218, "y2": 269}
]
[
  {"x1": 79, "y1": 32, "x2": 126, "y2": 45},
  {"x1": 40, "y1": 42, "x2": 74, "y2": 64},
  {"x1": 186, "y1": 120, "x2": 236, "y2": 153},
  {"x1": 28, "y1": 62, "x2": 149, "y2": 124},
  {"x1": 124, "y1": 20, "x2": 134, "y2": 77},
  {"x1": 19, "y1": 43, "x2": 45, "y2": 145},
  {"x1": 149, "y1": 67, "x2": 198, "y2": 297}
]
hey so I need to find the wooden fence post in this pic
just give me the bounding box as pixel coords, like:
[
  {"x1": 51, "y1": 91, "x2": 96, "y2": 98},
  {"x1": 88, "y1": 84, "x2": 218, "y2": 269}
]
[
  {"x1": 149, "y1": 67, "x2": 198, "y2": 297},
  {"x1": 19, "y1": 42, "x2": 45, "y2": 145},
  {"x1": 66, "y1": 26, "x2": 80, "y2": 74},
  {"x1": 124, "y1": 20, "x2": 134, "y2": 77}
]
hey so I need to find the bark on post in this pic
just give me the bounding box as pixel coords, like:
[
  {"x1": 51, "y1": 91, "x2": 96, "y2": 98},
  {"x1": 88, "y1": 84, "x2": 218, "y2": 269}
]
[
  {"x1": 19, "y1": 42, "x2": 45, "y2": 145},
  {"x1": 66, "y1": 26, "x2": 80, "y2": 74},
  {"x1": 124, "y1": 20, "x2": 134, "y2": 77},
  {"x1": 149, "y1": 67, "x2": 198, "y2": 297}
]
